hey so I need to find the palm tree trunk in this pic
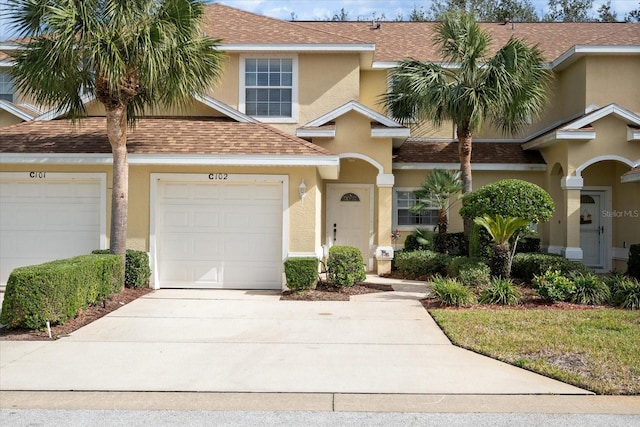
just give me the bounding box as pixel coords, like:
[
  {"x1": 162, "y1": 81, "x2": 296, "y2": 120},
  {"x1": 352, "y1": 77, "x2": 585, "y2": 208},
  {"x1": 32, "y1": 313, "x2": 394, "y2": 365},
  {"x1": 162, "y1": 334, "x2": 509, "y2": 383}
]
[
  {"x1": 438, "y1": 207, "x2": 448, "y2": 254},
  {"x1": 106, "y1": 107, "x2": 128, "y2": 259},
  {"x1": 458, "y1": 126, "x2": 473, "y2": 248},
  {"x1": 491, "y1": 243, "x2": 511, "y2": 279}
]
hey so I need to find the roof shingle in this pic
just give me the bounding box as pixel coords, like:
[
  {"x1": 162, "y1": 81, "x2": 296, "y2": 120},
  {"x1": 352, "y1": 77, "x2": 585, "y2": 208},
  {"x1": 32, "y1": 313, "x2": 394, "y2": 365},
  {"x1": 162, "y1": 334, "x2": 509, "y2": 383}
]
[
  {"x1": 393, "y1": 141, "x2": 545, "y2": 164},
  {"x1": 0, "y1": 117, "x2": 334, "y2": 157}
]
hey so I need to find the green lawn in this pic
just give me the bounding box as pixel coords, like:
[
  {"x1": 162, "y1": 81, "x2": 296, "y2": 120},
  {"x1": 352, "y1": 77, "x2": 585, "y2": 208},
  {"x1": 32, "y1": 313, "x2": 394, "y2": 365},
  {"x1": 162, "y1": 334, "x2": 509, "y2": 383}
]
[{"x1": 428, "y1": 308, "x2": 640, "y2": 395}]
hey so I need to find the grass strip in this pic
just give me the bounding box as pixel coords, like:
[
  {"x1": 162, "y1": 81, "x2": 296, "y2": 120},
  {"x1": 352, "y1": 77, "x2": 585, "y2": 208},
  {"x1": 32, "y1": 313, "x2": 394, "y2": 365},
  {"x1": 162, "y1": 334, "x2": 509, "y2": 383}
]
[{"x1": 429, "y1": 308, "x2": 640, "y2": 395}]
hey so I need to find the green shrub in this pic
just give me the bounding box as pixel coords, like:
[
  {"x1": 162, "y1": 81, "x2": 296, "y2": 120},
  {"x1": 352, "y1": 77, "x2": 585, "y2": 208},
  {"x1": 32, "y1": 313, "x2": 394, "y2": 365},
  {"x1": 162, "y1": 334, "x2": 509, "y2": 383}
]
[
  {"x1": 460, "y1": 179, "x2": 554, "y2": 225},
  {"x1": 511, "y1": 252, "x2": 590, "y2": 281},
  {"x1": 430, "y1": 275, "x2": 477, "y2": 307},
  {"x1": 515, "y1": 237, "x2": 541, "y2": 254},
  {"x1": 532, "y1": 269, "x2": 575, "y2": 302},
  {"x1": 612, "y1": 277, "x2": 640, "y2": 310},
  {"x1": 480, "y1": 277, "x2": 522, "y2": 305},
  {"x1": 602, "y1": 273, "x2": 628, "y2": 295},
  {"x1": 448, "y1": 257, "x2": 490, "y2": 287},
  {"x1": 92, "y1": 249, "x2": 151, "y2": 288},
  {"x1": 433, "y1": 232, "x2": 468, "y2": 256},
  {"x1": 284, "y1": 257, "x2": 319, "y2": 291},
  {"x1": 469, "y1": 224, "x2": 492, "y2": 261},
  {"x1": 394, "y1": 250, "x2": 452, "y2": 279},
  {"x1": 628, "y1": 243, "x2": 640, "y2": 280},
  {"x1": 0, "y1": 254, "x2": 123, "y2": 329},
  {"x1": 570, "y1": 272, "x2": 610, "y2": 305},
  {"x1": 404, "y1": 228, "x2": 433, "y2": 252},
  {"x1": 326, "y1": 246, "x2": 366, "y2": 287}
]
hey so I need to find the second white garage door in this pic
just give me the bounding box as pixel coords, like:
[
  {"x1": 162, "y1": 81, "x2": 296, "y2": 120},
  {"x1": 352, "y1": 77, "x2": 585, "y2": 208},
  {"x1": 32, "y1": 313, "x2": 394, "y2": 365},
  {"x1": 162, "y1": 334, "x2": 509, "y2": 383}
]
[{"x1": 155, "y1": 176, "x2": 284, "y2": 289}]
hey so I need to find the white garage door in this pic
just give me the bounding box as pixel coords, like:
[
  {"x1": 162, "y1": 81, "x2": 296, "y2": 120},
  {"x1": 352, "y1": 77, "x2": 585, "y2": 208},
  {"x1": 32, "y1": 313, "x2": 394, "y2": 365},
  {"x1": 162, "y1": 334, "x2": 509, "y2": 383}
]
[
  {"x1": 0, "y1": 173, "x2": 105, "y2": 285},
  {"x1": 155, "y1": 176, "x2": 284, "y2": 289}
]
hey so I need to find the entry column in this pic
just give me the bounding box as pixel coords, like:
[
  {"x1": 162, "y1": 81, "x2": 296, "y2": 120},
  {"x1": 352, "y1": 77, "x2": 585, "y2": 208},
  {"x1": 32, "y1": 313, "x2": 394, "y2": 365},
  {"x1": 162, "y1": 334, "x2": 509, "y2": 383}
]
[{"x1": 561, "y1": 176, "x2": 584, "y2": 261}]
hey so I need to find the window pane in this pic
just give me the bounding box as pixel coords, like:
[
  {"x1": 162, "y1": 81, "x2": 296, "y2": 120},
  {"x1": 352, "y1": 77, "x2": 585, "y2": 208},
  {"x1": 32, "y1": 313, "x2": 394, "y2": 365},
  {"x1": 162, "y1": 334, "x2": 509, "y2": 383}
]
[
  {"x1": 269, "y1": 60, "x2": 281, "y2": 72},
  {"x1": 246, "y1": 73, "x2": 256, "y2": 86},
  {"x1": 281, "y1": 88, "x2": 291, "y2": 103},
  {"x1": 256, "y1": 72, "x2": 269, "y2": 86},
  {"x1": 281, "y1": 102, "x2": 292, "y2": 116},
  {"x1": 246, "y1": 103, "x2": 257, "y2": 115},
  {"x1": 246, "y1": 89, "x2": 257, "y2": 102},
  {"x1": 281, "y1": 59, "x2": 292, "y2": 72},
  {"x1": 257, "y1": 89, "x2": 269, "y2": 102},
  {"x1": 257, "y1": 59, "x2": 269, "y2": 72},
  {"x1": 281, "y1": 72, "x2": 292, "y2": 86},
  {"x1": 269, "y1": 73, "x2": 281, "y2": 86},
  {"x1": 245, "y1": 59, "x2": 256, "y2": 72},
  {"x1": 256, "y1": 103, "x2": 269, "y2": 115},
  {"x1": 268, "y1": 102, "x2": 281, "y2": 116}
]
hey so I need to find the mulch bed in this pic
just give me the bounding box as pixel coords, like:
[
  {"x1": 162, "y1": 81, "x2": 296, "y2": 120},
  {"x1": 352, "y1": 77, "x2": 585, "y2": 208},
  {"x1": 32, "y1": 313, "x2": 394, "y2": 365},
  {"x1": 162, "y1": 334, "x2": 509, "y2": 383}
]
[
  {"x1": 280, "y1": 281, "x2": 393, "y2": 301},
  {"x1": 0, "y1": 287, "x2": 152, "y2": 341}
]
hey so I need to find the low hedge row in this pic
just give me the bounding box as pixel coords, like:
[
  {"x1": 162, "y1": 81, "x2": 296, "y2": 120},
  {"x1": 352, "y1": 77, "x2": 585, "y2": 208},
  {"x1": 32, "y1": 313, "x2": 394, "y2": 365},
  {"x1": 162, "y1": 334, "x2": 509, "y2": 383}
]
[
  {"x1": 0, "y1": 254, "x2": 124, "y2": 329},
  {"x1": 394, "y1": 250, "x2": 451, "y2": 278},
  {"x1": 92, "y1": 249, "x2": 151, "y2": 288},
  {"x1": 511, "y1": 252, "x2": 590, "y2": 281}
]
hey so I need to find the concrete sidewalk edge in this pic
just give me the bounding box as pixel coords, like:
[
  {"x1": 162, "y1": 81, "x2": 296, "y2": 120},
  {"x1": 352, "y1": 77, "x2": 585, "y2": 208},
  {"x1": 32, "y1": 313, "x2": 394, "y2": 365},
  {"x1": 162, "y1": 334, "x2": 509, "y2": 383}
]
[{"x1": 1, "y1": 391, "x2": 638, "y2": 414}]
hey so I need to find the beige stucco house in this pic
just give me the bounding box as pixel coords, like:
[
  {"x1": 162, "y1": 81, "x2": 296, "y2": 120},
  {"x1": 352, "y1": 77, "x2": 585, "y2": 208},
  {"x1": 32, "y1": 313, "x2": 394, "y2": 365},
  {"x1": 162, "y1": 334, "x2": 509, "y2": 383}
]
[{"x1": 1, "y1": 4, "x2": 639, "y2": 288}]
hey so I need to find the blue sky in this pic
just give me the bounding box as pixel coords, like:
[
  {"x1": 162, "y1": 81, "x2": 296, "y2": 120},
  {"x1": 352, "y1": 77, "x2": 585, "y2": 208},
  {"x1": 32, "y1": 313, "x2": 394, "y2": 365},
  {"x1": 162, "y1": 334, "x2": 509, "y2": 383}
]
[{"x1": 1, "y1": 0, "x2": 638, "y2": 40}]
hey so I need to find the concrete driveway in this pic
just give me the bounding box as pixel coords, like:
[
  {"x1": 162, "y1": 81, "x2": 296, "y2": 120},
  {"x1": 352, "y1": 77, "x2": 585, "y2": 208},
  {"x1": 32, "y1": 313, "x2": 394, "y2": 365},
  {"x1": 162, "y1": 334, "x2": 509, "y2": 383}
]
[{"x1": 0, "y1": 281, "x2": 589, "y2": 394}]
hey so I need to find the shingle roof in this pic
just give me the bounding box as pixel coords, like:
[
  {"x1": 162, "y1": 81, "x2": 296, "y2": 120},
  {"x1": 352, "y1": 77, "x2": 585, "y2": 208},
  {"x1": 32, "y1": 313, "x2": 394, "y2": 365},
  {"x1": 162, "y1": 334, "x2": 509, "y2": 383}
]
[
  {"x1": 202, "y1": 4, "x2": 367, "y2": 45},
  {"x1": 0, "y1": 117, "x2": 334, "y2": 156},
  {"x1": 297, "y1": 21, "x2": 640, "y2": 62},
  {"x1": 393, "y1": 141, "x2": 546, "y2": 164}
]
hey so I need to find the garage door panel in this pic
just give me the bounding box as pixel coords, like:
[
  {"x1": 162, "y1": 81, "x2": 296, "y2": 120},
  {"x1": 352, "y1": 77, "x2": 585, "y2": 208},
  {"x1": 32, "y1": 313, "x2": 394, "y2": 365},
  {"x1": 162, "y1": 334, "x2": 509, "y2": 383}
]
[
  {"x1": 157, "y1": 179, "x2": 283, "y2": 289},
  {"x1": 0, "y1": 177, "x2": 102, "y2": 284}
]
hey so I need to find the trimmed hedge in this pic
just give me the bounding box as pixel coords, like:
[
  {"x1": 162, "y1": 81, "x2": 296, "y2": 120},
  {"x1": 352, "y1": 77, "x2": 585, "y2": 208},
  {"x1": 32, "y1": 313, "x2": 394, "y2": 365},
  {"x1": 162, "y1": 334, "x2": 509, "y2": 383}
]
[
  {"x1": 394, "y1": 250, "x2": 451, "y2": 278},
  {"x1": 511, "y1": 252, "x2": 590, "y2": 282},
  {"x1": 515, "y1": 237, "x2": 541, "y2": 254},
  {"x1": 448, "y1": 257, "x2": 490, "y2": 287},
  {"x1": 433, "y1": 232, "x2": 468, "y2": 256},
  {"x1": 284, "y1": 257, "x2": 319, "y2": 290},
  {"x1": 0, "y1": 254, "x2": 124, "y2": 329},
  {"x1": 92, "y1": 249, "x2": 151, "y2": 288},
  {"x1": 326, "y1": 246, "x2": 366, "y2": 287},
  {"x1": 628, "y1": 243, "x2": 640, "y2": 279}
]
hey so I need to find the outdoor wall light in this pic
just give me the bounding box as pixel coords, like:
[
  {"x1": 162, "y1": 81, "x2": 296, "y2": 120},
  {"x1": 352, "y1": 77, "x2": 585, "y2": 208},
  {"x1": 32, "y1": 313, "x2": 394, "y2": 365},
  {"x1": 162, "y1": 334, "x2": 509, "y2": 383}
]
[{"x1": 299, "y1": 180, "x2": 307, "y2": 204}]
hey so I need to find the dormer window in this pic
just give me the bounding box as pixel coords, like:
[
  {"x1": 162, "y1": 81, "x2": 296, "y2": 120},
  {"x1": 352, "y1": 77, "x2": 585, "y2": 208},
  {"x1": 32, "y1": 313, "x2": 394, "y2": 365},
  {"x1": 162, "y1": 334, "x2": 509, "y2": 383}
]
[
  {"x1": 240, "y1": 55, "x2": 298, "y2": 123},
  {"x1": 0, "y1": 71, "x2": 15, "y2": 102}
]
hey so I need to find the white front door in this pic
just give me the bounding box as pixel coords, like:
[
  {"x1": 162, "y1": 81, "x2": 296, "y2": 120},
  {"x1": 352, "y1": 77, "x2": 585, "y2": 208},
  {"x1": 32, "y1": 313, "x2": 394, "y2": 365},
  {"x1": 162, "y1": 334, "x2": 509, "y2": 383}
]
[
  {"x1": 580, "y1": 191, "x2": 605, "y2": 268},
  {"x1": 326, "y1": 184, "x2": 372, "y2": 270}
]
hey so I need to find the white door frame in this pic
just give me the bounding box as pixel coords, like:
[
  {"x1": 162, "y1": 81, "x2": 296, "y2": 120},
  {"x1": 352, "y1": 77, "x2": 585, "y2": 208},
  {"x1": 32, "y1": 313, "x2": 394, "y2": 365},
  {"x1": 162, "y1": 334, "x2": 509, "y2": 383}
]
[
  {"x1": 580, "y1": 186, "x2": 612, "y2": 272},
  {"x1": 149, "y1": 173, "x2": 289, "y2": 289},
  {"x1": 326, "y1": 183, "x2": 375, "y2": 270}
]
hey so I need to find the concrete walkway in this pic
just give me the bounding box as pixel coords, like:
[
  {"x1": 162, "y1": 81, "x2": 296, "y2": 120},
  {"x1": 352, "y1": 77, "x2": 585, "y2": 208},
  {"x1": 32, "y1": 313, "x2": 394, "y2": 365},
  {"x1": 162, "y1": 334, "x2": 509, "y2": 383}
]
[{"x1": 1, "y1": 277, "x2": 589, "y2": 395}]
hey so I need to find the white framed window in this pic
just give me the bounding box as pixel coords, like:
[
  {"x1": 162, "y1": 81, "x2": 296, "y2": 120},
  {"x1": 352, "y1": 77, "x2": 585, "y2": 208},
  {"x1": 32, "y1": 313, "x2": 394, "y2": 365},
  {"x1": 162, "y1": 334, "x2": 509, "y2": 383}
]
[
  {"x1": 393, "y1": 188, "x2": 439, "y2": 231},
  {"x1": 0, "y1": 71, "x2": 15, "y2": 102},
  {"x1": 239, "y1": 55, "x2": 298, "y2": 123}
]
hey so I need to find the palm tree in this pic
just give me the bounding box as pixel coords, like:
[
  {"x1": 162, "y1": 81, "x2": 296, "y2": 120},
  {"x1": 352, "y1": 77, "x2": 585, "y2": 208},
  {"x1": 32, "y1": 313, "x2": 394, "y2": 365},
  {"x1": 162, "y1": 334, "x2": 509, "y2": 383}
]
[
  {"x1": 474, "y1": 214, "x2": 530, "y2": 278},
  {"x1": 411, "y1": 169, "x2": 462, "y2": 254},
  {"x1": 7, "y1": 0, "x2": 225, "y2": 264},
  {"x1": 383, "y1": 12, "x2": 551, "y2": 238}
]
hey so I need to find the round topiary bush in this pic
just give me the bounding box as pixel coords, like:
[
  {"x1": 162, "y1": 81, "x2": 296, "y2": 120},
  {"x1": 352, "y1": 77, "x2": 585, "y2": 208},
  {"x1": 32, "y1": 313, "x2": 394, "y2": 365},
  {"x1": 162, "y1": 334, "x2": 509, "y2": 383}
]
[{"x1": 460, "y1": 179, "x2": 554, "y2": 224}]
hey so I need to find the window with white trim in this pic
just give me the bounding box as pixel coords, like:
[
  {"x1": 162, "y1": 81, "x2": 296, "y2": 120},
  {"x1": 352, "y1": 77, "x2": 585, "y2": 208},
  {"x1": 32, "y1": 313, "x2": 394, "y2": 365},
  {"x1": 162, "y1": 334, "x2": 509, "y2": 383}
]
[
  {"x1": 0, "y1": 71, "x2": 15, "y2": 102},
  {"x1": 394, "y1": 189, "x2": 439, "y2": 230},
  {"x1": 240, "y1": 56, "x2": 297, "y2": 122}
]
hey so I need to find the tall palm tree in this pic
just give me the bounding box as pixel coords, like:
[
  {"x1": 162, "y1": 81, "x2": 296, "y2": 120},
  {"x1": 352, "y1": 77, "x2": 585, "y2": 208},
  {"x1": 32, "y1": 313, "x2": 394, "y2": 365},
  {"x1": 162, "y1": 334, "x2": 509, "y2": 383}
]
[
  {"x1": 474, "y1": 214, "x2": 530, "y2": 278},
  {"x1": 411, "y1": 169, "x2": 462, "y2": 254},
  {"x1": 383, "y1": 12, "x2": 551, "y2": 238},
  {"x1": 7, "y1": 0, "x2": 225, "y2": 264}
]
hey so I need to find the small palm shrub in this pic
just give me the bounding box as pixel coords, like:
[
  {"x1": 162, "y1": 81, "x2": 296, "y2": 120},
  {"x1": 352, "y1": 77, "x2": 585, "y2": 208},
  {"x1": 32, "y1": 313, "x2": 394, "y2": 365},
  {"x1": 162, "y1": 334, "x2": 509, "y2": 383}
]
[
  {"x1": 404, "y1": 228, "x2": 433, "y2": 252},
  {"x1": 394, "y1": 250, "x2": 451, "y2": 278},
  {"x1": 570, "y1": 272, "x2": 610, "y2": 305},
  {"x1": 532, "y1": 269, "x2": 575, "y2": 302},
  {"x1": 448, "y1": 257, "x2": 490, "y2": 287},
  {"x1": 430, "y1": 275, "x2": 477, "y2": 307},
  {"x1": 612, "y1": 277, "x2": 640, "y2": 310},
  {"x1": 602, "y1": 273, "x2": 628, "y2": 295},
  {"x1": 326, "y1": 246, "x2": 366, "y2": 287},
  {"x1": 480, "y1": 277, "x2": 522, "y2": 305}
]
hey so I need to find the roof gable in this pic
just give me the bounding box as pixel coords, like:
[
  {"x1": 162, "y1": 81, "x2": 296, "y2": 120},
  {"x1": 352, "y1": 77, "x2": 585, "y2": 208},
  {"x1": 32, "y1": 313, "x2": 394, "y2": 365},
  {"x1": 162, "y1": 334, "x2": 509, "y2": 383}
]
[
  {"x1": 297, "y1": 100, "x2": 409, "y2": 140},
  {"x1": 0, "y1": 100, "x2": 41, "y2": 121},
  {"x1": 523, "y1": 103, "x2": 640, "y2": 149}
]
